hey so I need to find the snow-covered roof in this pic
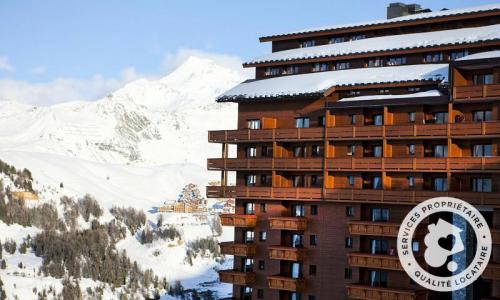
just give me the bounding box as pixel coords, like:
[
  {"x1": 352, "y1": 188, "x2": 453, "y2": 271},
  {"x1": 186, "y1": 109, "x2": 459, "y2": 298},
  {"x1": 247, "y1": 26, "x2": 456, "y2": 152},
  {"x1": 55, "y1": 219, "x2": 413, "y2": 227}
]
[
  {"x1": 338, "y1": 90, "x2": 443, "y2": 102},
  {"x1": 218, "y1": 64, "x2": 448, "y2": 102},
  {"x1": 456, "y1": 50, "x2": 500, "y2": 61},
  {"x1": 261, "y1": 4, "x2": 500, "y2": 40},
  {"x1": 247, "y1": 25, "x2": 500, "y2": 65}
]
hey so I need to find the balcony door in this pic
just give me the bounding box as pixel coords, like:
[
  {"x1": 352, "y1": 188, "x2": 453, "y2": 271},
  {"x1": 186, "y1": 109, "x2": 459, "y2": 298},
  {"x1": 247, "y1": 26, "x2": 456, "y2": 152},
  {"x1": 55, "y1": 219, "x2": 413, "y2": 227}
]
[{"x1": 291, "y1": 262, "x2": 302, "y2": 279}]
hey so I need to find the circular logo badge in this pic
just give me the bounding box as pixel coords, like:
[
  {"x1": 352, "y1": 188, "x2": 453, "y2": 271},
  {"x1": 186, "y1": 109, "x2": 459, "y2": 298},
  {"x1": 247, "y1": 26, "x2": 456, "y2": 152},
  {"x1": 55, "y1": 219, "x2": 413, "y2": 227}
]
[{"x1": 397, "y1": 197, "x2": 492, "y2": 292}]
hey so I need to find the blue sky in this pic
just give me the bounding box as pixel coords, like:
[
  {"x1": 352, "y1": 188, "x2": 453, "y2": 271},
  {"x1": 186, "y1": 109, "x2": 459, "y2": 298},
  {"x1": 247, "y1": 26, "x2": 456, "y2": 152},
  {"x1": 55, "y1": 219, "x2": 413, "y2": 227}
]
[{"x1": 0, "y1": 0, "x2": 494, "y2": 105}]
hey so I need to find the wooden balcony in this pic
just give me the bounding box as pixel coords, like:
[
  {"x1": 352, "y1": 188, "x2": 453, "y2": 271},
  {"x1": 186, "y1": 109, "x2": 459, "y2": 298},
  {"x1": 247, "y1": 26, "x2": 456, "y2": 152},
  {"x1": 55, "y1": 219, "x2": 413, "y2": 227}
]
[
  {"x1": 208, "y1": 127, "x2": 323, "y2": 143},
  {"x1": 236, "y1": 186, "x2": 322, "y2": 200},
  {"x1": 454, "y1": 84, "x2": 500, "y2": 100},
  {"x1": 347, "y1": 284, "x2": 427, "y2": 300},
  {"x1": 206, "y1": 186, "x2": 236, "y2": 198},
  {"x1": 219, "y1": 242, "x2": 257, "y2": 257},
  {"x1": 268, "y1": 246, "x2": 307, "y2": 261},
  {"x1": 347, "y1": 252, "x2": 403, "y2": 271},
  {"x1": 218, "y1": 270, "x2": 256, "y2": 285},
  {"x1": 220, "y1": 214, "x2": 257, "y2": 228},
  {"x1": 482, "y1": 263, "x2": 500, "y2": 281},
  {"x1": 450, "y1": 121, "x2": 500, "y2": 136},
  {"x1": 268, "y1": 276, "x2": 306, "y2": 292},
  {"x1": 492, "y1": 229, "x2": 500, "y2": 245},
  {"x1": 348, "y1": 221, "x2": 401, "y2": 237},
  {"x1": 207, "y1": 157, "x2": 322, "y2": 171},
  {"x1": 269, "y1": 217, "x2": 307, "y2": 231}
]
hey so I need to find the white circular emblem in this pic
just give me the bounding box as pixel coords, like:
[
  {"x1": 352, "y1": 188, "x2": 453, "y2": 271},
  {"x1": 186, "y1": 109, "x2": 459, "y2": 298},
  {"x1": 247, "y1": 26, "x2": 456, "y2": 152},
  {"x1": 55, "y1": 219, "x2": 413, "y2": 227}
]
[{"x1": 397, "y1": 197, "x2": 492, "y2": 292}]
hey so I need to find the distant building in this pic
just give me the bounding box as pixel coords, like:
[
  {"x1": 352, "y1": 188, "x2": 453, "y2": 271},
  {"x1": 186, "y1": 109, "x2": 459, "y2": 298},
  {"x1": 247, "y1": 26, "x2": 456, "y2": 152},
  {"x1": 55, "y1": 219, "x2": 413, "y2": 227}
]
[
  {"x1": 387, "y1": 2, "x2": 431, "y2": 19},
  {"x1": 11, "y1": 191, "x2": 38, "y2": 201},
  {"x1": 158, "y1": 200, "x2": 208, "y2": 213}
]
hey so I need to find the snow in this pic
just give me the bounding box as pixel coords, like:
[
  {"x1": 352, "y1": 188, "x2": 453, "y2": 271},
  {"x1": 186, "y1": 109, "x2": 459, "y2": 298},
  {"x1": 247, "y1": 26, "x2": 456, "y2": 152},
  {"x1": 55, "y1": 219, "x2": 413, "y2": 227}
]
[
  {"x1": 338, "y1": 90, "x2": 443, "y2": 102},
  {"x1": 456, "y1": 50, "x2": 500, "y2": 61},
  {"x1": 248, "y1": 24, "x2": 500, "y2": 64},
  {"x1": 262, "y1": 4, "x2": 500, "y2": 39},
  {"x1": 219, "y1": 64, "x2": 448, "y2": 101}
]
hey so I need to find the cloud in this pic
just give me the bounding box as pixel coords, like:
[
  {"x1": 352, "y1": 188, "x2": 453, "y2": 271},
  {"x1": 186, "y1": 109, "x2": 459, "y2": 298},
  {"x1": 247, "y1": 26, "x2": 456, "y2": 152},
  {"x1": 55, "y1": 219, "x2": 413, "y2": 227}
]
[
  {"x1": 31, "y1": 66, "x2": 46, "y2": 75},
  {"x1": 0, "y1": 56, "x2": 14, "y2": 72}
]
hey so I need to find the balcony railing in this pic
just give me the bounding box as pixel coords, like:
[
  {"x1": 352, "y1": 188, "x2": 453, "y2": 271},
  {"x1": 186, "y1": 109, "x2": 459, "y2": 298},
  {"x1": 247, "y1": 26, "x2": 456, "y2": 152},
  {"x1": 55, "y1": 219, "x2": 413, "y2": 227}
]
[
  {"x1": 206, "y1": 186, "x2": 236, "y2": 198},
  {"x1": 207, "y1": 157, "x2": 323, "y2": 171},
  {"x1": 269, "y1": 217, "x2": 307, "y2": 231},
  {"x1": 347, "y1": 252, "x2": 403, "y2": 271},
  {"x1": 218, "y1": 270, "x2": 256, "y2": 285},
  {"x1": 347, "y1": 284, "x2": 427, "y2": 300},
  {"x1": 483, "y1": 263, "x2": 500, "y2": 281},
  {"x1": 268, "y1": 276, "x2": 306, "y2": 292},
  {"x1": 220, "y1": 214, "x2": 257, "y2": 228},
  {"x1": 219, "y1": 242, "x2": 257, "y2": 257},
  {"x1": 209, "y1": 121, "x2": 500, "y2": 143},
  {"x1": 268, "y1": 246, "x2": 307, "y2": 261},
  {"x1": 348, "y1": 221, "x2": 401, "y2": 237},
  {"x1": 454, "y1": 84, "x2": 500, "y2": 100}
]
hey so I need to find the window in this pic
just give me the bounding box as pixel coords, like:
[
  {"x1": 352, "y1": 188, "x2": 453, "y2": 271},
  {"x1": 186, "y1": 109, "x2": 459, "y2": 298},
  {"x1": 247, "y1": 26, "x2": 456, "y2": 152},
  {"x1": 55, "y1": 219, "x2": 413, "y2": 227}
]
[
  {"x1": 291, "y1": 263, "x2": 302, "y2": 278},
  {"x1": 373, "y1": 176, "x2": 382, "y2": 190},
  {"x1": 257, "y1": 289, "x2": 264, "y2": 299},
  {"x1": 293, "y1": 146, "x2": 305, "y2": 157},
  {"x1": 247, "y1": 119, "x2": 261, "y2": 129},
  {"x1": 309, "y1": 265, "x2": 317, "y2": 276},
  {"x1": 370, "y1": 239, "x2": 389, "y2": 254},
  {"x1": 433, "y1": 145, "x2": 448, "y2": 158},
  {"x1": 295, "y1": 117, "x2": 310, "y2": 128},
  {"x1": 264, "y1": 67, "x2": 281, "y2": 76},
  {"x1": 373, "y1": 114, "x2": 384, "y2": 126},
  {"x1": 473, "y1": 110, "x2": 493, "y2": 122},
  {"x1": 246, "y1": 147, "x2": 257, "y2": 158},
  {"x1": 311, "y1": 145, "x2": 324, "y2": 157},
  {"x1": 243, "y1": 286, "x2": 252, "y2": 296},
  {"x1": 283, "y1": 65, "x2": 299, "y2": 75},
  {"x1": 300, "y1": 40, "x2": 315, "y2": 48},
  {"x1": 310, "y1": 205, "x2": 318, "y2": 215},
  {"x1": 308, "y1": 296, "x2": 316, "y2": 300},
  {"x1": 349, "y1": 90, "x2": 361, "y2": 96},
  {"x1": 292, "y1": 233, "x2": 304, "y2": 248},
  {"x1": 424, "y1": 52, "x2": 444, "y2": 63},
  {"x1": 293, "y1": 175, "x2": 304, "y2": 187},
  {"x1": 258, "y1": 260, "x2": 265, "y2": 270},
  {"x1": 373, "y1": 145, "x2": 383, "y2": 158},
  {"x1": 472, "y1": 178, "x2": 492, "y2": 192},
  {"x1": 408, "y1": 144, "x2": 416, "y2": 156},
  {"x1": 412, "y1": 241, "x2": 420, "y2": 252},
  {"x1": 260, "y1": 174, "x2": 272, "y2": 186},
  {"x1": 335, "y1": 62, "x2": 350, "y2": 70},
  {"x1": 348, "y1": 175, "x2": 355, "y2": 186},
  {"x1": 293, "y1": 204, "x2": 305, "y2": 217},
  {"x1": 259, "y1": 231, "x2": 267, "y2": 241},
  {"x1": 318, "y1": 115, "x2": 326, "y2": 127},
  {"x1": 310, "y1": 235, "x2": 318, "y2": 246},
  {"x1": 370, "y1": 270, "x2": 388, "y2": 287},
  {"x1": 310, "y1": 175, "x2": 323, "y2": 187},
  {"x1": 473, "y1": 144, "x2": 493, "y2": 157},
  {"x1": 408, "y1": 87, "x2": 421, "y2": 92},
  {"x1": 433, "y1": 177, "x2": 448, "y2": 192},
  {"x1": 244, "y1": 230, "x2": 254, "y2": 243},
  {"x1": 345, "y1": 237, "x2": 353, "y2": 248},
  {"x1": 387, "y1": 56, "x2": 406, "y2": 66},
  {"x1": 291, "y1": 293, "x2": 300, "y2": 300},
  {"x1": 261, "y1": 146, "x2": 273, "y2": 157},
  {"x1": 433, "y1": 112, "x2": 448, "y2": 124},
  {"x1": 451, "y1": 50, "x2": 469, "y2": 60},
  {"x1": 246, "y1": 175, "x2": 257, "y2": 186},
  {"x1": 346, "y1": 206, "x2": 355, "y2": 217},
  {"x1": 260, "y1": 203, "x2": 267, "y2": 213},
  {"x1": 312, "y1": 63, "x2": 329, "y2": 72},
  {"x1": 408, "y1": 112, "x2": 416, "y2": 123},
  {"x1": 344, "y1": 268, "x2": 352, "y2": 279},
  {"x1": 371, "y1": 208, "x2": 389, "y2": 222},
  {"x1": 329, "y1": 36, "x2": 346, "y2": 44},
  {"x1": 473, "y1": 74, "x2": 494, "y2": 85},
  {"x1": 408, "y1": 176, "x2": 416, "y2": 188},
  {"x1": 351, "y1": 34, "x2": 366, "y2": 41},
  {"x1": 378, "y1": 89, "x2": 389, "y2": 94},
  {"x1": 348, "y1": 145, "x2": 356, "y2": 156},
  {"x1": 244, "y1": 202, "x2": 255, "y2": 214},
  {"x1": 368, "y1": 57, "x2": 384, "y2": 67},
  {"x1": 244, "y1": 258, "x2": 253, "y2": 272},
  {"x1": 350, "y1": 114, "x2": 357, "y2": 125}
]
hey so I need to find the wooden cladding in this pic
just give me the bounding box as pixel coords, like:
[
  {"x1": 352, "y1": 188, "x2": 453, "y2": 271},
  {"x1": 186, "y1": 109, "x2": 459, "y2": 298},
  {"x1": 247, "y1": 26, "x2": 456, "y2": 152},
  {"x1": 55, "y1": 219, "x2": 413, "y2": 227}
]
[
  {"x1": 208, "y1": 157, "x2": 500, "y2": 171},
  {"x1": 268, "y1": 275, "x2": 306, "y2": 292},
  {"x1": 220, "y1": 214, "x2": 257, "y2": 228},
  {"x1": 206, "y1": 185, "x2": 236, "y2": 198},
  {"x1": 268, "y1": 246, "x2": 307, "y2": 261},
  {"x1": 492, "y1": 229, "x2": 500, "y2": 245},
  {"x1": 218, "y1": 270, "x2": 256, "y2": 285},
  {"x1": 348, "y1": 221, "x2": 401, "y2": 237},
  {"x1": 219, "y1": 242, "x2": 257, "y2": 257},
  {"x1": 208, "y1": 121, "x2": 500, "y2": 143},
  {"x1": 347, "y1": 252, "x2": 403, "y2": 271},
  {"x1": 454, "y1": 84, "x2": 500, "y2": 99},
  {"x1": 482, "y1": 262, "x2": 500, "y2": 281},
  {"x1": 346, "y1": 284, "x2": 427, "y2": 300},
  {"x1": 269, "y1": 217, "x2": 307, "y2": 231}
]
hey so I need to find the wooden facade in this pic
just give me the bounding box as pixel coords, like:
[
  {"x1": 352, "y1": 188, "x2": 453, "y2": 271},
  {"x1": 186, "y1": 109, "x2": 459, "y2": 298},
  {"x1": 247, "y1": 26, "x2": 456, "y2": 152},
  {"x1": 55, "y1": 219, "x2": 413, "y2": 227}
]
[{"x1": 209, "y1": 5, "x2": 500, "y2": 300}]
